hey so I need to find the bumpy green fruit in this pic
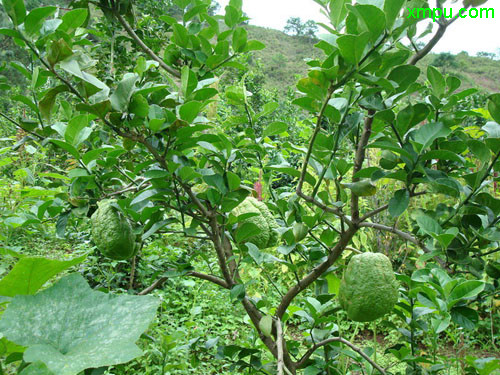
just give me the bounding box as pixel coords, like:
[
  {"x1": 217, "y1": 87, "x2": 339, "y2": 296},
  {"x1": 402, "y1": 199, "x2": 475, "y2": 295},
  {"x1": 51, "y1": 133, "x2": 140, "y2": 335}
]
[
  {"x1": 342, "y1": 180, "x2": 377, "y2": 197},
  {"x1": 486, "y1": 261, "x2": 500, "y2": 279},
  {"x1": 91, "y1": 199, "x2": 139, "y2": 260},
  {"x1": 379, "y1": 150, "x2": 399, "y2": 170},
  {"x1": 339, "y1": 252, "x2": 398, "y2": 322},
  {"x1": 232, "y1": 197, "x2": 279, "y2": 249}
]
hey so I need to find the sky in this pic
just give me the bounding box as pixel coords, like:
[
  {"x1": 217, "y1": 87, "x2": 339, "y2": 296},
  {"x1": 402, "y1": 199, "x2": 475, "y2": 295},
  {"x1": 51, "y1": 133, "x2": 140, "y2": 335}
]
[{"x1": 217, "y1": 0, "x2": 499, "y2": 56}]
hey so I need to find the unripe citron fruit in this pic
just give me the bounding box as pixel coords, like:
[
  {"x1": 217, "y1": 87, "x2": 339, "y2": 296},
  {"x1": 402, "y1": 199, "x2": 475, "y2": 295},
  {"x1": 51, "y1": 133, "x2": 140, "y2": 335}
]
[
  {"x1": 232, "y1": 197, "x2": 279, "y2": 249},
  {"x1": 342, "y1": 180, "x2": 377, "y2": 197},
  {"x1": 339, "y1": 252, "x2": 398, "y2": 322},
  {"x1": 91, "y1": 199, "x2": 140, "y2": 260},
  {"x1": 379, "y1": 150, "x2": 399, "y2": 170}
]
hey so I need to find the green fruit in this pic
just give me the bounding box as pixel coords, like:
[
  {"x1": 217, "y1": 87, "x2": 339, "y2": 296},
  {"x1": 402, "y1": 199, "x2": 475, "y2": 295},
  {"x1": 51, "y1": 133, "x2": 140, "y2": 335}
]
[
  {"x1": 232, "y1": 197, "x2": 279, "y2": 249},
  {"x1": 339, "y1": 252, "x2": 398, "y2": 322},
  {"x1": 342, "y1": 180, "x2": 377, "y2": 197},
  {"x1": 91, "y1": 199, "x2": 139, "y2": 260},
  {"x1": 486, "y1": 261, "x2": 500, "y2": 279},
  {"x1": 379, "y1": 150, "x2": 399, "y2": 170},
  {"x1": 293, "y1": 222, "x2": 308, "y2": 242}
]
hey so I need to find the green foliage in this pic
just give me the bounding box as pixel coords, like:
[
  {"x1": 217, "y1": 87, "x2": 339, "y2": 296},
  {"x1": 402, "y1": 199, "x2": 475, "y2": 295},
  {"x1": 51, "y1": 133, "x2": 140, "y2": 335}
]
[{"x1": 339, "y1": 253, "x2": 398, "y2": 322}]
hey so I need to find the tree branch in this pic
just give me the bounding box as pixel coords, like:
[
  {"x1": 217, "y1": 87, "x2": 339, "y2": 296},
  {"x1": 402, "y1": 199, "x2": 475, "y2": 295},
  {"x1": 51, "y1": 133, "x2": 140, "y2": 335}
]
[
  {"x1": 296, "y1": 336, "x2": 386, "y2": 375},
  {"x1": 138, "y1": 270, "x2": 228, "y2": 295},
  {"x1": 351, "y1": 110, "x2": 375, "y2": 222},
  {"x1": 359, "y1": 222, "x2": 449, "y2": 269},
  {"x1": 276, "y1": 227, "x2": 357, "y2": 319},
  {"x1": 112, "y1": 11, "x2": 181, "y2": 79}
]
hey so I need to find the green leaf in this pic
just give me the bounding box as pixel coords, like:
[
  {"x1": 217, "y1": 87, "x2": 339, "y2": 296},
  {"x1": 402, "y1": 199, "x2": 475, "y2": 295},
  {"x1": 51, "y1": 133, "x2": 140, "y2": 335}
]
[
  {"x1": 263, "y1": 121, "x2": 287, "y2": 137},
  {"x1": 179, "y1": 101, "x2": 202, "y2": 123},
  {"x1": 181, "y1": 66, "x2": 198, "y2": 98},
  {"x1": 39, "y1": 85, "x2": 68, "y2": 120},
  {"x1": 226, "y1": 171, "x2": 240, "y2": 191},
  {"x1": 0, "y1": 274, "x2": 159, "y2": 375},
  {"x1": 412, "y1": 122, "x2": 451, "y2": 152},
  {"x1": 235, "y1": 222, "x2": 261, "y2": 243},
  {"x1": 449, "y1": 280, "x2": 485, "y2": 303},
  {"x1": 2, "y1": 0, "x2": 26, "y2": 26},
  {"x1": 65, "y1": 114, "x2": 91, "y2": 147},
  {"x1": 24, "y1": 6, "x2": 57, "y2": 35},
  {"x1": 427, "y1": 66, "x2": 445, "y2": 98},
  {"x1": 19, "y1": 362, "x2": 54, "y2": 375},
  {"x1": 387, "y1": 65, "x2": 420, "y2": 92},
  {"x1": 58, "y1": 8, "x2": 88, "y2": 34},
  {"x1": 384, "y1": 0, "x2": 404, "y2": 29},
  {"x1": 224, "y1": 5, "x2": 240, "y2": 28},
  {"x1": 0, "y1": 255, "x2": 86, "y2": 297},
  {"x1": 60, "y1": 57, "x2": 109, "y2": 94},
  {"x1": 388, "y1": 189, "x2": 409, "y2": 218},
  {"x1": 50, "y1": 139, "x2": 81, "y2": 159},
  {"x1": 172, "y1": 23, "x2": 189, "y2": 46},
  {"x1": 487, "y1": 93, "x2": 500, "y2": 124},
  {"x1": 348, "y1": 4, "x2": 386, "y2": 42},
  {"x1": 232, "y1": 27, "x2": 247, "y2": 52},
  {"x1": 47, "y1": 39, "x2": 73, "y2": 68},
  {"x1": 245, "y1": 40, "x2": 265, "y2": 51},
  {"x1": 337, "y1": 32, "x2": 370, "y2": 65},
  {"x1": 416, "y1": 214, "x2": 441, "y2": 236},
  {"x1": 110, "y1": 73, "x2": 139, "y2": 112},
  {"x1": 230, "y1": 284, "x2": 245, "y2": 301},
  {"x1": 451, "y1": 306, "x2": 478, "y2": 330}
]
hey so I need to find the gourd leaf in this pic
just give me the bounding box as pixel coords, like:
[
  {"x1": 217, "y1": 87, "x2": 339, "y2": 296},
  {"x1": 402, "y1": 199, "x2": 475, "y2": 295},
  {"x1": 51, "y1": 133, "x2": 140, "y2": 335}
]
[
  {"x1": 0, "y1": 255, "x2": 86, "y2": 297},
  {"x1": 0, "y1": 273, "x2": 159, "y2": 375}
]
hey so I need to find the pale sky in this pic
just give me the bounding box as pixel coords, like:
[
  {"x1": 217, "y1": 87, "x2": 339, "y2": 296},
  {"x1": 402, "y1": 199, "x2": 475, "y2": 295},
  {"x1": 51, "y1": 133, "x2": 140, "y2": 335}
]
[{"x1": 217, "y1": 0, "x2": 499, "y2": 56}]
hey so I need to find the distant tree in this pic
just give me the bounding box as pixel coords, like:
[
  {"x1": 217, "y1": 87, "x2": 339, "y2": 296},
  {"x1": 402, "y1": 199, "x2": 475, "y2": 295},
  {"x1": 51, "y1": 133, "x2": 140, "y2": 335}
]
[
  {"x1": 284, "y1": 17, "x2": 317, "y2": 38},
  {"x1": 284, "y1": 17, "x2": 305, "y2": 36},
  {"x1": 432, "y1": 52, "x2": 457, "y2": 68},
  {"x1": 303, "y1": 20, "x2": 318, "y2": 38},
  {"x1": 476, "y1": 51, "x2": 496, "y2": 59}
]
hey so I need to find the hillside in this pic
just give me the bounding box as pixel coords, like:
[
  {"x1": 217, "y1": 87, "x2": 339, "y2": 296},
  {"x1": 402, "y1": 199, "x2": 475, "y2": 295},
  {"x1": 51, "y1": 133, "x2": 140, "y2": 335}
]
[{"x1": 247, "y1": 25, "x2": 500, "y2": 93}]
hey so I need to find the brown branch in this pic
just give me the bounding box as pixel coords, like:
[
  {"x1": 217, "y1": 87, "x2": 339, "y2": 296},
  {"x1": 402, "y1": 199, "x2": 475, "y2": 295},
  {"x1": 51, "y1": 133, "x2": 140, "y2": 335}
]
[
  {"x1": 359, "y1": 222, "x2": 449, "y2": 269},
  {"x1": 138, "y1": 270, "x2": 228, "y2": 295},
  {"x1": 359, "y1": 191, "x2": 427, "y2": 222},
  {"x1": 113, "y1": 12, "x2": 181, "y2": 79},
  {"x1": 276, "y1": 226, "x2": 357, "y2": 319},
  {"x1": 296, "y1": 336, "x2": 386, "y2": 374},
  {"x1": 351, "y1": 110, "x2": 375, "y2": 222}
]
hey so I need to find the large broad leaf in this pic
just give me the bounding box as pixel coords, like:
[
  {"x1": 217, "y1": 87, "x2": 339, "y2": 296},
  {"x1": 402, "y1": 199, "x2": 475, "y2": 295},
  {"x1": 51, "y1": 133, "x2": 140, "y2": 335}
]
[
  {"x1": 411, "y1": 122, "x2": 451, "y2": 152},
  {"x1": 0, "y1": 255, "x2": 86, "y2": 297},
  {"x1": 448, "y1": 280, "x2": 485, "y2": 308},
  {"x1": 488, "y1": 94, "x2": 500, "y2": 124},
  {"x1": 0, "y1": 274, "x2": 159, "y2": 375}
]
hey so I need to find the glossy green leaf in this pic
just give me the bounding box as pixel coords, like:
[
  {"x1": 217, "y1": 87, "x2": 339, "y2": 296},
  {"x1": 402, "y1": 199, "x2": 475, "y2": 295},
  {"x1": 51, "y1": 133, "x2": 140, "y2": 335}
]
[
  {"x1": 24, "y1": 6, "x2": 57, "y2": 35},
  {"x1": 427, "y1": 66, "x2": 446, "y2": 98},
  {"x1": 388, "y1": 189, "x2": 409, "y2": 218},
  {"x1": 65, "y1": 114, "x2": 91, "y2": 147},
  {"x1": 337, "y1": 32, "x2": 370, "y2": 65},
  {"x1": 487, "y1": 94, "x2": 500, "y2": 124},
  {"x1": 58, "y1": 8, "x2": 88, "y2": 34},
  {"x1": 0, "y1": 274, "x2": 159, "y2": 375},
  {"x1": 2, "y1": 0, "x2": 26, "y2": 26},
  {"x1": 179, "y1": 101, "x2": 202, "y2": 123},
  {"x1": 47, "y1": 39, "x2": 73, "y2": 68},
  {"x1": 232, "y1": 27, "x2": 247, "y2": 52},
  {"x1": 39, "y1": 85, "x2": 68, "y2": 120},
  {"x1": 263, "y1": 121, "x2": 287, "y2": 137},
  {"x1": 110, "y1": 73, "x2": 139, "y2": 112}
]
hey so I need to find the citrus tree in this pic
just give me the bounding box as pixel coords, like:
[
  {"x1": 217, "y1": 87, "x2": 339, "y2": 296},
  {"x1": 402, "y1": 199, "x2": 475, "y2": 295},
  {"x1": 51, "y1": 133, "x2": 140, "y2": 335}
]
[{"x1": 0, "y1": 0, "x2": 499, "y2": 373}]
